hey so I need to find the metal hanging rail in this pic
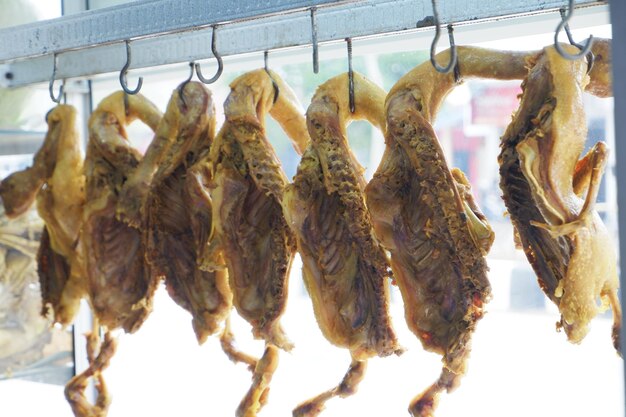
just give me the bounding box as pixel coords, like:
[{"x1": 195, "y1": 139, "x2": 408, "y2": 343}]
[
  {"x1": 0, "y1": 0, "x2": 604, "y2": 88},
  {"x1": 0, "y1": 0, "x2": 348, "y2": 61}
]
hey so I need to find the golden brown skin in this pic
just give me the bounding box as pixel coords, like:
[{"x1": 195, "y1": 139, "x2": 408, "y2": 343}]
[
  {"x1": 291, "y1": 358, "x2": 366, "y2": 417},
  {"x1": 36, "y1": 106, "x2": 86, "y2": 327},
  {"x1": 586, "y1": 38, "x2": 612, "y2": 98},
  {"x1": 219, "y1": 317, "x2": 259, "y2": 371},
  {"x1": 203, "y1": 69, "x2": 307, "y2": 417},
  {"x1": 365, "y1": 47, "x2": 544, "y2": 417},
  {"x1": 284, "y1": 72, "x2": 402, "y2": 417},
  {"x1": 236, "y1": 345, "x2": 279, "y2": 417},
  {"x1": 0, "y1": 109, "x2": 63, "y2": 219},
  {"x1": 0, "y1": 105, "x2": 85, "y2": 327},
  {"x1": 82, "y1": 92, "x2": 162, "y2": 334},
  {"x1": 65, "y1": 327, "x2": 117, "y2": 417},
  {"x1": 72, "y1": 93, "x2": 162, "y2": 417},
  {"x1": 141, "y1": 81, "x2": 231, "y2": 344},
  {"x1": 499, "y1": 45, "x2": 621, "y2": 353},
  {"x1": 116, "y1": 83, "x2": 214, "y2": 227},
  {"x1": 205, "y1": 69, "x2": 305, "y2": 349},
  {"x1": 0, "y1": 105, "x2": 115, "y2": 417}
]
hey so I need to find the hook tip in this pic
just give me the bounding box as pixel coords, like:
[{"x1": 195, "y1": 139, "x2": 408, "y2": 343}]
[
  {"x1": 49, "y1": 83, "x2": 64, "y2": 104},
  {"x1": 554, "y1": 0, "x2": 593, "y2": 61},
  {"x1": 430, "y1": 29, "x2": 458, "y2": 73},
  {"x1": 121, "y1": 75, "x2": 143, "y2": 95}
]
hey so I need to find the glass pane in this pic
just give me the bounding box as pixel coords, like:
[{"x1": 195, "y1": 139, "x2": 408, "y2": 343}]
[
  {"x1": 0, "y1": 204, "x2": 75, "y2": 394},
  {"x1": 0, "y1": 0, "x2": 76, "y2": 404}
]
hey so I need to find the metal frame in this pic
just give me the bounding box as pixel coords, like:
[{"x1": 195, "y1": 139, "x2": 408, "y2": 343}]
[
  {"x1": 609, "y1": 0, "x2": 626, "y2": 409},
  {"x1": 0, "y1": 0, "x2": 604, "y2": 88},
  {"x1": 0, "y1": 0, "x2": 348, "y2": 61}
]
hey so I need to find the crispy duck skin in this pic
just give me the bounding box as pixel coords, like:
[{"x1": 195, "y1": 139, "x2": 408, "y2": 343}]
[
  {"x1": 72, "y1": 92, "x2": 162, "y2": 417},
  {"x1": 204, "y1": 69, "x2": 305, "y2": 349},
  {"x1": 284, "y1": 72, "x2": 402, "y2": 417},
  {"x1": 0, "y1": 135, "x2": 54, "y2": 219},
  {"x1": 499, "y1": 45, "x2": 621, "y2": 352},
  {"x1": 0, "y1": 105, "x2": 85, "y2": 326},
  {"x1": 116, "y1": 83, "x2": 216, "y2": 227},
  {"x1": 82, "y1": 91, "x2": 162, "y2": 334},
  {"x1": 586, "y1": 38, "x2": 612, "y2": 98},
  {"x1": 141, "y1": 81, "x2": 231, "y2": 344},
  {"x1": 0, "y1": 105, "x2": 117, "y2": 417},
  {"x1": 0, "y1": 107, "x2": 72, "y2": 218},
  {"x1": 203, "y1": 69, "x2": 307, "y2": 417},
  {"x1": 365, "y1": 47, "x2": 548, "y2": 417}
]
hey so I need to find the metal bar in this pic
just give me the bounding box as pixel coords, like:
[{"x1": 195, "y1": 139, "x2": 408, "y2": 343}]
[
  {"x1": 140, "y1": 3, "x2": 606, "y2": 80},
  {"x1": 0, "y1": 0, "x2": 349, "y2": 62},
  {"x1": 608, "y1": 1, "x2": 626, "y2": 414},
  {"x1": 0, "y1": 0, "x2": 603, "y2": 88},
  {"x1": 0, "y1": 130, "x2": 45, "y2": 155}
]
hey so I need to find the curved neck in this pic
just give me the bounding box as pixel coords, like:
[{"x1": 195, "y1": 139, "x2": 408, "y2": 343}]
[
  {"x1": 388, "y1": 46, "x2": 538, "y2": 123},
  {"x1": 387, "y1": 39, "x2": 612, "y2": 122},
  {"x1": 224, "y1": 68, "x2": 309, "y2": 155},
  {"x1": 308, "y1": 72, "x2": 387, "y2": 137}
]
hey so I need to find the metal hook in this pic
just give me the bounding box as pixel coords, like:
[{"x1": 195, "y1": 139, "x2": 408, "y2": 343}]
[
  {"x1": 123, "y1": 92, "x2": 130, "y2": 117},
  {"x1": 554, "y1": 0, "x2": 593, "y2": 61},
  {"x1": 178, "y1": 62, "x2": 195, "y2": 106},
  {"x1": 195, "y1": 25, "x2": 223, "y2": 84},
  {"x1": 49, "y1": 53, "x2": 64, "y2": 104},
  {"x1": 263, "y1": 51, "x2": 280, "y2": 104},
  {"x1": 429, "y1": 0, "x2": 457, "y2": 74},
  {"x1": 310, "y1": 7, "x2": 319, "y2": 74},
  {"x1": 346, "y1": 38, "x2": 355, "y2": 114},
  {"x1": 119, "y1": 40, "x2": 143, "y2": 95},
  {"x1": 184, "y1": 61, "x2": 195, "y2": 84}
]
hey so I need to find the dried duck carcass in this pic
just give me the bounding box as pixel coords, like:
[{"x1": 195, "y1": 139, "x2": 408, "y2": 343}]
[
  {"x1": 284, "y1": 72, "x2": 402, "y2": 417},
  {"x1": 498, "y1": 42, "x2": 621, "y2": 354},
  {"x1": 203, "y1": 68, "x2": 309, "y2": 417}
]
